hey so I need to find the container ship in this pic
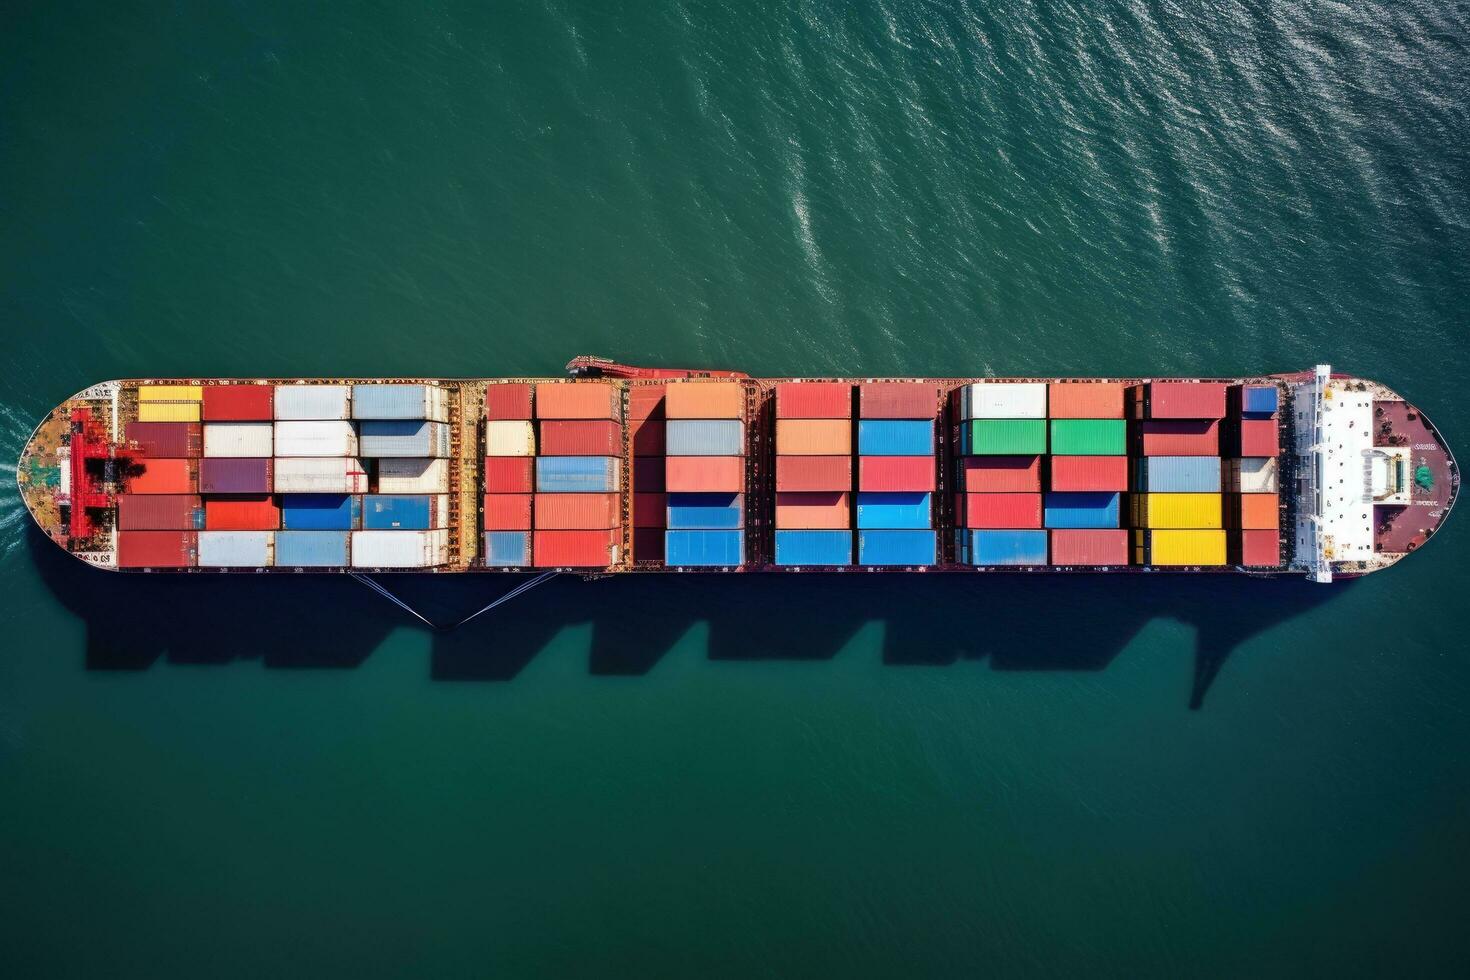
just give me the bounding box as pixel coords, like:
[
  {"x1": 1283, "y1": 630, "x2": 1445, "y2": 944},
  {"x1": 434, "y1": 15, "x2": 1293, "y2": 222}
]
[{"x1": 16, "y1": 361, "x2": 1457, "y2": 582}]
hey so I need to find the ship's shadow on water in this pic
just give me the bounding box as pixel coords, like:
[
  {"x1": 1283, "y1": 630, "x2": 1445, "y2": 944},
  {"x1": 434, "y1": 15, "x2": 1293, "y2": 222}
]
[{"x1": 30, "y1": 525, "x2": 1349, "y2": 708}]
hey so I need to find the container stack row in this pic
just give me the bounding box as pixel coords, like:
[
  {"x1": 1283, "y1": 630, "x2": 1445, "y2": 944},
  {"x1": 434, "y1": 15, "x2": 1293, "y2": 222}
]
[
  {"x1": 664, "y1": 382, "x2": 745, "y2": 567},
  {"x1": 1131, "y1": 382, "x2": 1228, "y2": 566},
  {"x1": 119, "y1": 383, "x2": 451, "y2": 568},
  {"x1": 773, "y1": 382, "x2": 853, "y2": 566},
  {"x1": 855, "y1": 384, "x2": 938, "y2": 566},
  {"x1": 483, "y1": 382, "x2": 623, "y2": 568},
  {"x1": 1229, "y1": 384, "x2": 1282, "y2": 567},
  {"x1": 955, "y1": 382, "x2": 1050, "y2": 566}
]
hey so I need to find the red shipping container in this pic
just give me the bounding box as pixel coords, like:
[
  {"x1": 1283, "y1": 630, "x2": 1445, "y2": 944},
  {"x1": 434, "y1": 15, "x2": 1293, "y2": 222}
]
[
  {"x1": 1050, "y1": 529, "x2": 1129, "y2": 566},
  {"x1": 632, "y1": 459, "x2": 665, "y2": 492},
  {"x1": 483, "y1": 457, "x2": 534, "y2": 493},
  {"x1": 776, "y1": 382, "x2": 852, "y2": 418},
  {"x1": 630, "y1": 418, "x2": 665, "y2": 456},
  {"x1": 859, "y1": 456, "x2": 935, "y2": 492},
  {"x1": 533, "y1": 529, "x2": 619, "y2": 567},
  {"x1": 1238, "y1": 417, "x2": 1279, "y2": 457},
  {"x1": 204, "y1": 495, "x2": 280, "y2": 530},
  {"x1": 118, "y1": 494, "x2": 202, "y2": 531},
  {"x1": 775, "y1": 456, "x2": 851, "y2": 492},
  {"x1": 126, "y1": 421, "x2": 202, "y2": 458},
  {"x1": 1240, "y1": 528, "x2": 1281, "y2": 566},
  {"x1": 125, "y1": 458, "x2": 197, "y2": 494},
  {"x1": 486, "y1": 383, "x2": 533, "y2": 420},
  {"x1": 1148, "y1": 382, "x2": 1227, "y2": 419},
  {"x1": 628, "y1": 385, "x2": 666, "y2": 421},
  {"x1": 665, "y1": 456, "x2": 744, "y2": 493},
  {"x1": 633, "y1": 493, "x2": 666, "y2": 527},
  {"x1": 1140, "y1": 419, "x2": 1220, "y2": 456},
  {"x1": 859, "y1": 382, "x2": 940, "y2": 419},
  {"x1": 202, "y1": 385, "x2": 273, "y2": 421},
  {"x1": 539, "y1": 420, "x2": 622, "y2": 456},
  {"x1": 484, "y1": 493, "x2": 533, "y2": 530},
  {"x1": 534, "y1": 492, "x2": 620, "y2": 530},
  {"x1": 960, "y1": 493, "x2": 1042, "y2": 529},
  {"x1": 631, "y1": 526, "x2": 665, "y2": 563},
  {"x1": 534, "y1": 382, "x2": 618, "y2": 420},
  {"x1": 1050, "y1": 455, "x2": 1128, "y2": 491},
  {"x1": 1048, "y1": 382, "x2": 1125, "y2": 419},
  {"x1": 117, "y1": 530, "x2": 197, "y2": 568},
  {"x1": 958, "y1": 456, "x2": 1041, "y2": 493},
  {"x1": 775, "y1": 492, "x2": 850, "y2": 529}
]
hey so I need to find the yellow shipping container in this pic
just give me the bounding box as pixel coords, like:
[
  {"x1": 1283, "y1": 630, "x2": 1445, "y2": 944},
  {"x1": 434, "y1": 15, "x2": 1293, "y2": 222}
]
[
  {"x1": 1149, "y1": 529, "x2": 1227, "y2": 566},
  {"x1": 1143, "y1": 492, "x2": 1223, "y2": 529},
  {"x1": 776, "y1": 419, "x2": 851, "y2": 455},
  {"x1": 137, "y1": 402, "x2": 201, "y2": 422},
  {"x1": 484, "y1": 421, "x2": 536, "y2": 457},
  {"x1": 137, "y1": 384, "x2": 203, "y2": 402}
]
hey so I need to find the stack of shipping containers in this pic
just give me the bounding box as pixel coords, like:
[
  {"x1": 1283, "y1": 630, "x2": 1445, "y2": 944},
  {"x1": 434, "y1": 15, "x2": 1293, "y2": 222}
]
[
  {"x1": 354, "y1": 384, "x2": 451, "y2": 569},
  {"x1": 531, "y1": 382, "x2": 622, "y2": 568},
  {"x1": 200, "y1": 384, "x2": 277, "y2": 568},
  {"x1": 1230, "y1": 384, "x2": 1283, "y2": 567},
  {"x1": 774, "y1": 382, "x2": 852, "y2": 566},
  {"x1": 1132, "y1": 382, "x2": 1228, "y2": 566},
  {"x1": 1047, "y1": 382, "x2": 1129, "y2": 566},
  {"x1": 483, "y1": 382, "x2": 535, "y2": 567},
  {"x1": 665, "y1": 381, "x2": 745, "y2": 567},
  {"x1": 955, "y1": 383, "x2": 1049, "y2": 566},
  {"x1": 629, "y1": 385, "x2": 666, "y2": 564},
  {"x1": 856, "y1": 383, "x2": 937, "y2": 566},
  {"x1": 117, "y1": 386, "x2": 206, "y2": 567}
]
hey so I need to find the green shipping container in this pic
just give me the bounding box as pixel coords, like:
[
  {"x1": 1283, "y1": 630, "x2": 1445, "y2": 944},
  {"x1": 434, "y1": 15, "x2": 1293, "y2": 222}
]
[
  {"x1": 963, "y1": 419, "x2": 1047, "y2": 455},
  {"x1": 1050, "y1": 419, "x2": 1125, "y2": 455}
]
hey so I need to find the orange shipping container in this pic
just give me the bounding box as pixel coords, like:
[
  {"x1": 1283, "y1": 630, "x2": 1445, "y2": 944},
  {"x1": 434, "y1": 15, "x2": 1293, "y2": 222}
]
[
  {"x1": 1047, "y1": 382, "x2": 1126, "y2": 419},
  {"x1": 204, "y1": 495, "x2": 280, "y2": 530},
  {"x1": 125, "y1": 458, "x2": 196, "y2": 494},
  {"x1": 775, "y1": 492, "x2": 851, "y2": 529},
  {"x1": 534, "y1": 492, "x2": 620, "y2": 530},
  {"x1": 534, "y1": 382, "x2": 618, "y2": 420},
  {"x1": 776, "y1": 419, "x2": 851, "y2": 455},
  {"x1": 483, "y1": 494, "x2": 533, "y2": 531},
  {"x1": 533, "y1": 529, "x2": 620, "y2": 567},
  {"x1": 1238, "y1": 493, "x2": 1280, "y2": 530},
  {"x1": 665, "y1": 456, "x2": 744, "y2": 493},
  {"x1": 664, "y1": 381, "x2": 744, "y2": 419}
]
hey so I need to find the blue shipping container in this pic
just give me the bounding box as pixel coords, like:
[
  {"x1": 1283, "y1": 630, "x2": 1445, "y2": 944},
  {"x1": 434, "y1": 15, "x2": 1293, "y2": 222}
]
[
  {"x1": 774, "y1": 529, "x2": 851, "y2": 566},
  {"x1": 358, "y1": 420, "x2": 451, "y2": 457},
  {"x1": 280, "y1": 494, "x2": 361, "y2": 530},
  {"x1": 483, "y1": 531, "x2": 532, "y2": 567},
  {"x1": 959, "y1": 529, "x2": 1048, "y2": 566},
  {"x1": 665, "y1": 530, "x2": 743, "y2": 566},
  {"x1": 1138, "y1": 456, "x2": 1221, "y2": 493},
  {"x1": 1043, "y1": 492, "x2": 1121, "y2": 529},
  {"x1": 536, "y1": 456, "x2": 621, "y2": 493},
  {"x1": 858, "y1": 420, "x2": 933, "y2": 456},
  {"x1": 666, "y1": 420, "x2": 744, "y2": 456},
  {"x1": 1242, "y1": 384, "x2": 1279, "y2": 415},
  {"x1": 858, "y1": 529, "x2": 936, "y2": 566},
  {"x1": 855, "y1": 492, "x2": 932, "y2": 529},
  {"x1": 666, "y1": 493, "x2": 744, "y2": 529},
  {"x1": 362, "y1": 494, "x2": 435, "y2": 530},
  {"x1": 351, "y1": 384, "x2": 445, "y2": 420},
  {"x1": 275, "y1": 530, "x2": 350, "y2": 567}
]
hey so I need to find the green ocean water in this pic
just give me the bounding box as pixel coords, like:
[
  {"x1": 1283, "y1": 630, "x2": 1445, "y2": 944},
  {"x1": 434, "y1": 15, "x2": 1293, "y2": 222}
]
[{"x1": 3, "y1": 1, "x2": 1469, "y2": 976}]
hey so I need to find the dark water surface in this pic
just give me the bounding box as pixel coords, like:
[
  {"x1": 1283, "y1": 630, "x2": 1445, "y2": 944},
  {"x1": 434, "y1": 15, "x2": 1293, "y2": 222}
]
[{"x1": 3, "y1": 2, "x2": 1468, "y2": 977}]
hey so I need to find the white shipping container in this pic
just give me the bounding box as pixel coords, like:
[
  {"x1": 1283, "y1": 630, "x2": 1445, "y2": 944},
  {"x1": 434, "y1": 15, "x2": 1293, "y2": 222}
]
[
  {"x1": 198, "y1": 531, "x2": 274, "y2": 567},
  {"x1": 1232, "y1": 457, "x2": 1280, "y2": 493},
  {"x1": 203, "y1": 422, "x2": 273, "y2": 458},
  {"x1": 273, "y1": 457, "x2": 370, "y2": 493},
  {"x1": 485, "y1": 420, "x2": 536, "y2": 456},
  {"x1": 961, "y1": 382, "x2": 1048, "y2": 419},
  {"x1": 351, "y1": 529, "x2": 450, "y2": 568},
  {"x1": 377, "y1": 457, "x2": 451, "y2": 494},
  {"x1": 351, "y1": 384, "x2": 451, "y2": 422},
  {"x1": 274, "y1": 384, "x2": 352, "y2": 420},
  {"x1": 274, "y1": 420, "x2": 360, "y2": 457}
]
